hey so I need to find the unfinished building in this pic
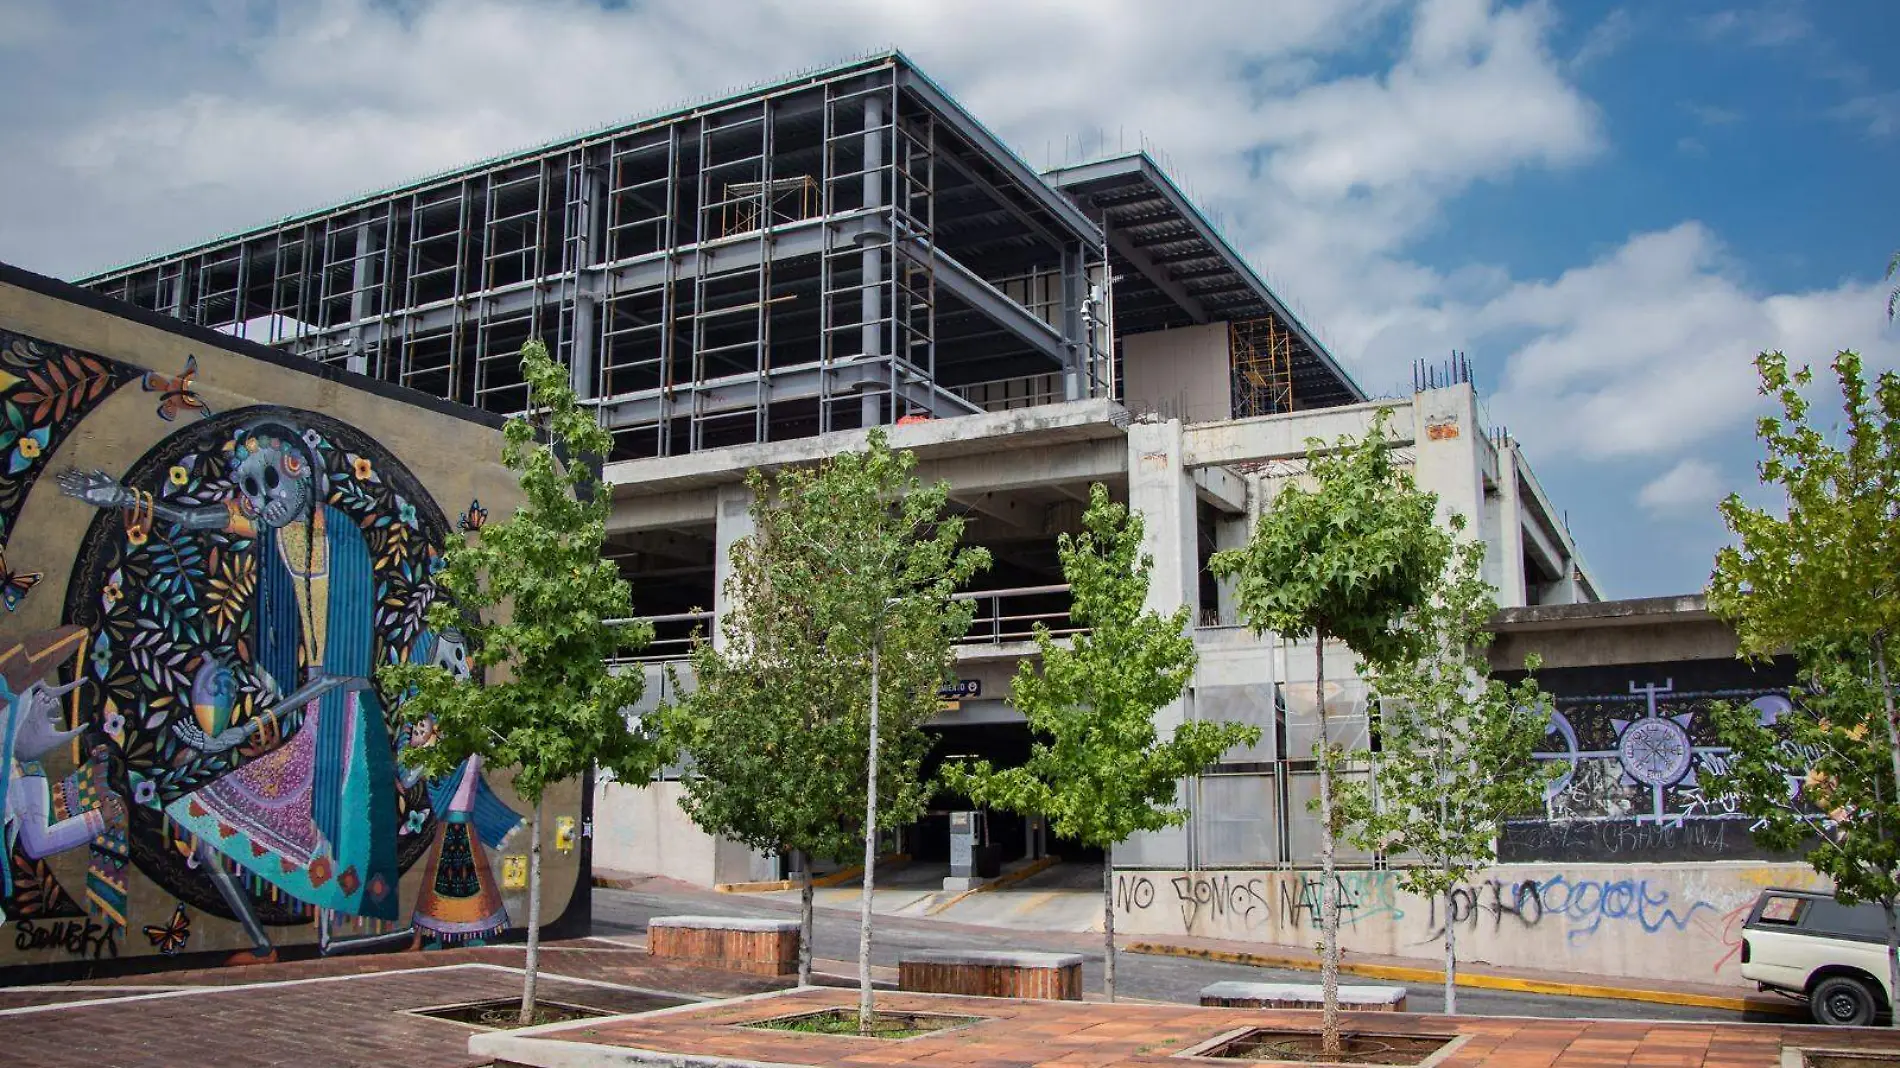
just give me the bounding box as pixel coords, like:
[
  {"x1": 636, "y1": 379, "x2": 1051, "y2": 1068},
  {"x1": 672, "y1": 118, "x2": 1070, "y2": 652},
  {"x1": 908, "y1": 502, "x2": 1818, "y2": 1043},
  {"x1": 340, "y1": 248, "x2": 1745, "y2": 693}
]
[{"x1": 73, "y1": 51, "x2": 1597, "y2": 884}]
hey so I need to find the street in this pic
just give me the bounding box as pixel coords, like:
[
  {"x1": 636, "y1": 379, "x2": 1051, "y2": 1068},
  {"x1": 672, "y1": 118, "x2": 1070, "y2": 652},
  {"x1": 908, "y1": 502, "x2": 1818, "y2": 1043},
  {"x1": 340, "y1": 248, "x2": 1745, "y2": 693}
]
[{"x1": 592, "y1": 879, "x2": 1793, "y2": 1022}]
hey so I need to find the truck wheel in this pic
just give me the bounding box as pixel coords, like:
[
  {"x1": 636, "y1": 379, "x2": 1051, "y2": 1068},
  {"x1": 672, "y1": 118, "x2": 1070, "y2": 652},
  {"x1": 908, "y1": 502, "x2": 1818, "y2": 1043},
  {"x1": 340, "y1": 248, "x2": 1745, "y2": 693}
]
[{"x1": 1811, "y1": 976, "x2": 1881, "y2": 1026}]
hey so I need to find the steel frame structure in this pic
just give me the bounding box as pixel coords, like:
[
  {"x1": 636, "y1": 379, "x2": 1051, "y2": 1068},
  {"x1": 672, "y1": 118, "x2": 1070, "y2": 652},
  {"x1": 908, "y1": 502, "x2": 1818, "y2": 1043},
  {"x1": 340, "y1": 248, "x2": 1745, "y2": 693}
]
[{"x1": 79, "y1": 54, "x2": 1109, "y2": 460}]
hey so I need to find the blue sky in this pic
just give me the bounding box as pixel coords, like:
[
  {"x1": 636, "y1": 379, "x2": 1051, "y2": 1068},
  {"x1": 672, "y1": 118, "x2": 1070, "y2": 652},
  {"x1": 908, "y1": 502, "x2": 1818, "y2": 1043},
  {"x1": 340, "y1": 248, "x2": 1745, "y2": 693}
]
[{"x1": 0, "y1": 0, "x2": 1895, "y2": 599}]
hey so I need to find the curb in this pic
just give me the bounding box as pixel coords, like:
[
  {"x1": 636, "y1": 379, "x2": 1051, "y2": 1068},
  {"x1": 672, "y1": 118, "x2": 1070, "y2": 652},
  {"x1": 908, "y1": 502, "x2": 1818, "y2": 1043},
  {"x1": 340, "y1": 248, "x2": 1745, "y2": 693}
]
[
  {"x1": 1122, "y1": 941, "x2": 1805, "y2": 1016},
  {"x1": 924, "y1": 855, "x2": 1062, "y2": 916},
  {"x1": 715, "y1": 854, "x2": 912, "y2": 895}
]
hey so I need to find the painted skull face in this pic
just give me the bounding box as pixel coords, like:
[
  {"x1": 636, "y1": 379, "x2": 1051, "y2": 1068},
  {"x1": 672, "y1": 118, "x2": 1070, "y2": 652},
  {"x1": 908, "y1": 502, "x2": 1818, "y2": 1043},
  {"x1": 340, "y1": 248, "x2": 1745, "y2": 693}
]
[
  {"x1": 431, "y1": 630, "x2": 471, "y2": 681},
  {"x1": 233, "y1": 436, "x2": 313, "y2": 528}
]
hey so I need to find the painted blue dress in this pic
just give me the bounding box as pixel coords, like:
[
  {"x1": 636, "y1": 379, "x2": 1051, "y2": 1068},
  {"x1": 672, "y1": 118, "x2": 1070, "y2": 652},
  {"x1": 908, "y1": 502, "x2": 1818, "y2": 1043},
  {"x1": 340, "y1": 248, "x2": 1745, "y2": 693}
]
[{"x1": 164, "y1": 505, "x2": 400, "y2": 920}]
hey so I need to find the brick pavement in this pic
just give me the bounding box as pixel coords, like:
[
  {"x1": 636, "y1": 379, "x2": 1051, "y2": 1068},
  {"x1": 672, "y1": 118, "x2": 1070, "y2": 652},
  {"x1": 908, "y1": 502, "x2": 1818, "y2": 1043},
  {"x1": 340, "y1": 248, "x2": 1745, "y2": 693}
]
[
  {"x1": 477, "y1": 986, "x2": 1900, "y2": 1068},
  {"x1": 0, "y1": 940, "x2": 785, "y2": 1067}
]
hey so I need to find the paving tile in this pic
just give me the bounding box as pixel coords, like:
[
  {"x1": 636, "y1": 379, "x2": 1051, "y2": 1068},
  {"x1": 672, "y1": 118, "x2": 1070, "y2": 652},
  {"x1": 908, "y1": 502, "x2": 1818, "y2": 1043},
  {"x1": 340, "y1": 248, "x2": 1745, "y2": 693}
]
[{"x1": 496, "y1": 987, "x2": 1900, "y2": 1068}]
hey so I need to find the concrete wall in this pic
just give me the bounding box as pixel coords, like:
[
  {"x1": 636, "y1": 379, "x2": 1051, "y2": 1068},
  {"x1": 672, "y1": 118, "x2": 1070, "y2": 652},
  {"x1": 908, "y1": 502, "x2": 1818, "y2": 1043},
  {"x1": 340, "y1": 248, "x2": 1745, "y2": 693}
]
[
  {"x1": 593, "y1": 779, "x2": 765, "y2": 887},
  {"x1": 1113, "y1": 862, "x2": 1826, "y2": 987},
  {"x1": 0, "y1": 267, "x2": 582, "y2": 976},
  {"x1": 1122, "y1": 323, "x2": 1230, "y2": 424}
]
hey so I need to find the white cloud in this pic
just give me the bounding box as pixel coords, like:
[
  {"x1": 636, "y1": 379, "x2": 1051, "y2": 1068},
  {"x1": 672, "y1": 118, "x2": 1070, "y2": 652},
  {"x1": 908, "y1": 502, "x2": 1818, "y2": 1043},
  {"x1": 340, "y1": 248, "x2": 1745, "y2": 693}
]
[
  {"x1": 1637, "y1": 458, "x2": 1726, "y2": 516},
  {"x1": 1835, "y1": 91, "x2": 1900, "y2": 140},
  {"x1": 1480, "y1": 223, "x2": 1900, "y2": 462},
  {"x1": 1695, "y1": 5, "x2": 1810, "y2": 48},
  {"x1": 1569, "y1": 7, "x2": 1633, "y2": 70},
  {"x1": 0, "y1": 0, "x2": 1890, "y2": 596}
]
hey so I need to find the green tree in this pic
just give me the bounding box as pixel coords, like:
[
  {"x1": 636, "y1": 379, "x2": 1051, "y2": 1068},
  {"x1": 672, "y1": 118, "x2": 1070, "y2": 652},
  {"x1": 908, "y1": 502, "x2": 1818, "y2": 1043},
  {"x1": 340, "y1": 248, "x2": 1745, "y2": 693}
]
[
  {"x1": 1355, "y1": 535, "x2": 1552, "y2": 1015},
  {"x1": 942, "y1": 484, "x2": 1259, "y2": 1002},
  {"x1": 1209, "y1": 409, "x2": 1447, "y2": 1055},
  {"x1": 1887, "y1": 252, "x2": 1897, "y2": 321},
  {"x1": 1706, "y1": 641, "x2": 1900, "y2": 1024},
  {"x1": 379, "y1": 340, "x2": 668, "y2": 1025},
  {"x1": 737, "y1": 430, "x2": 989, "y2": 1031},
  {"x1": 1709, "y1": 348, "x2": 1900, "y2": 1025},
  {"x1": 1709, "y1": 351, "x2": 1900, "y2": 863},
  {"x1": 670, "y1": 460, "x2": 906, "y2": 987}
]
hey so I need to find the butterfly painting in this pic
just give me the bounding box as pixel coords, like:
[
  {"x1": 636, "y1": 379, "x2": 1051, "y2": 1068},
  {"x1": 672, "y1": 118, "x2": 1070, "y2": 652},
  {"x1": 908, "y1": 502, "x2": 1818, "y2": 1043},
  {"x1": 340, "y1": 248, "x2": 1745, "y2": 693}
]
[
  {"x1": 142, "y1": 903, "x2": 191, "y2": 956},
  {"x1": 458, "y1": 499, "x2": 488, "y2": 533},
  {"x1": 142, "y1": 355, "x2": 212, "y2": 422},
  {"x1": 0, "y1": 550, "x2": 42, "y2": 612}
]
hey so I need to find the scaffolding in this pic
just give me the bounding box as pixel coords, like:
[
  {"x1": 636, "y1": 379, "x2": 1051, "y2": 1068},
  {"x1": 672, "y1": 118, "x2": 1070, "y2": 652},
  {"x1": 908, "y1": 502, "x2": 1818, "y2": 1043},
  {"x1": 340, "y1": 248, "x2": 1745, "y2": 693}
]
[
  {"x1": 80, "y1": 53, "x2": 1108, "y2": 461},
  {"x1": 1229, "y1": 316, "x2": 1294, "y2": 419}
]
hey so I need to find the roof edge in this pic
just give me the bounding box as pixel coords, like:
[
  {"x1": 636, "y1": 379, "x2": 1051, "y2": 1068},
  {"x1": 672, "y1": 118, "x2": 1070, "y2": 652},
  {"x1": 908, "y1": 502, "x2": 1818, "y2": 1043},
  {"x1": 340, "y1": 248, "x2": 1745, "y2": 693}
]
[
  {"x1": 75, "y1": 50, "x2": 909, "y2": 284},
  {"x1": 1043, "y1": 152, "x2": 1366, "y2": 404},
  {"x1": 2, "y1": 259, "x2": 509, "y2": 432}
]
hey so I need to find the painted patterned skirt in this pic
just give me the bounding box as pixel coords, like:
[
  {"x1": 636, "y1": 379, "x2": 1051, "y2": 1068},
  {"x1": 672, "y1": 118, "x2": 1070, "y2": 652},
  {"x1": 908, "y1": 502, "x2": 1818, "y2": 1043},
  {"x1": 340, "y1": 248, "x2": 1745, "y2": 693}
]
[
  {"x1": 412, "y1": 755, "x2": 519, "y2": 946},
  {"x1": 412, "y1": 813, "x2": 507, "y2": 945}
]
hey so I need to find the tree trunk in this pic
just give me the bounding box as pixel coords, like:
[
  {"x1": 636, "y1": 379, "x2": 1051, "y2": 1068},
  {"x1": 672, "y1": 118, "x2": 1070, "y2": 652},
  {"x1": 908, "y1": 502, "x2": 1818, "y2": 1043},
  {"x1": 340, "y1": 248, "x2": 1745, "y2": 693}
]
[
  {"x1": 1877, "y1": 633, "x2": 1900, "y2": 849},
  {"x1": 858, "y1": 639, "x2": 881, "y2": 1034},
  {"x1": 1316, "y1": 634, "x2": 1341, "y2": 1057},
  {"x1": 797, "y1": 850, "x2": 814, "y2": 987},
  {"x1": 1435, "y1": 677, "x2": 1455, "y2": 1017},
  {"x1": 1443, "y1": 883, "x2": 1458, "y2": 1016},
  {"x1": 1885, "y1": 898, "x2": 1899, "y2": 1027},
  {"x1": 519, "y1": 798, "x2": 543, "y2": 1027},
  {"x1": 1103, "y1": 843, "x2": 1116, "y2": 1002}
]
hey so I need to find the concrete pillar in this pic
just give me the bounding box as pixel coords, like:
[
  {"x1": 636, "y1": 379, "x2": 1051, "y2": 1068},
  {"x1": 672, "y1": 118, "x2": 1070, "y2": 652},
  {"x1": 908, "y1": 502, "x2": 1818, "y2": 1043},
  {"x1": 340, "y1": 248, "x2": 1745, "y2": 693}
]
[
  {"x1": 1409, "y1": 383, "x2": 1486, "y2": 541},
  {"x1": 1495, "y1": 441, "x2": 1528, "y2": 608},
  {"x1": 1211, "y1": 510, "x2": 1250, "y2": 628},
  {"x1": 859, "y1": 94, "x2": 885, "y2": 429},
  {"x1": 712, "y1": 482, "x2": 755, "y2": 651},
  {"x1": 347, "y1": 216, "x2": 375, "y2": 376},
  {"x1": 1126, "y1": 419, "x2": 1198, "y2": 626},
  {"x1": 1120, "y1": 419, "x2": 1196, "y2": 869}
]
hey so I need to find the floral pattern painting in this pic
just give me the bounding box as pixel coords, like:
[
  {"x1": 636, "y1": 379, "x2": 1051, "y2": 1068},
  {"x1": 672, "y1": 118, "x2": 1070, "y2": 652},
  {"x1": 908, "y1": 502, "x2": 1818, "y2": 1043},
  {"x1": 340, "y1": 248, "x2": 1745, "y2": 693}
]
[{"x1": 0, "y1": 329, "x2": 141, "y2": 548}]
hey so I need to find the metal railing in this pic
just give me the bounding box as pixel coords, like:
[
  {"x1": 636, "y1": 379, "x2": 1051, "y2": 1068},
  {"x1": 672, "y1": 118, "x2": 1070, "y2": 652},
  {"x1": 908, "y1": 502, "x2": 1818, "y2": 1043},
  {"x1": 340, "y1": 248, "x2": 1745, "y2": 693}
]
[
  {"x1": 954, "y1": 583, "x2": 1075, "y2": 645},
  {"x1": 608, "y1": 582, "x2": 1079, "y2": 664}
]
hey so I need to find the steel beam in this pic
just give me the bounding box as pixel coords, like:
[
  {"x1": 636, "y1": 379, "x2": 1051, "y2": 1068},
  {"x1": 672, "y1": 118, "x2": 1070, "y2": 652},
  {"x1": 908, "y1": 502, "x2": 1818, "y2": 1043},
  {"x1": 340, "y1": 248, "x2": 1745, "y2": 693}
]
[{"x1": 895, "y1": 65, "x2": 1102, "y2": 245}]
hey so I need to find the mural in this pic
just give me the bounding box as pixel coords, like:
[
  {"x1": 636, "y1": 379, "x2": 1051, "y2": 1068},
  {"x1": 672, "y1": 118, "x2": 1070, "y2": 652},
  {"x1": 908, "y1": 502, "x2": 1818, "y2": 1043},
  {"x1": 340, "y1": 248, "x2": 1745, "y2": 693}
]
[
  {"x1": 1498, "y1": 659, "x2": 1802, "y2": 862},
  {"x1": 0, "y1": 282, "x2": 558, "y2": 976}
]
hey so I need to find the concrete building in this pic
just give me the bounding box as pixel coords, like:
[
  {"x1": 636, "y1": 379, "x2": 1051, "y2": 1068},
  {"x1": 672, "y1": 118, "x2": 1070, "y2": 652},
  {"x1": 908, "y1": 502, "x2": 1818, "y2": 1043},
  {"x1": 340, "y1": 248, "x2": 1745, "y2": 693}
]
[{"x1": 71, "y1": 52, "x2": 1597, "y2": 885}]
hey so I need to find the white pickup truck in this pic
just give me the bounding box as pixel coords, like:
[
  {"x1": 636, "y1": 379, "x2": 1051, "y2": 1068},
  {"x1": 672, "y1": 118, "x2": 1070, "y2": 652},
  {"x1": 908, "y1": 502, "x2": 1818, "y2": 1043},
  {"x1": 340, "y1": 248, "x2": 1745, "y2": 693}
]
[{"x1": 1742, "y1": 888, "x2": 1895, "y2": 1026}]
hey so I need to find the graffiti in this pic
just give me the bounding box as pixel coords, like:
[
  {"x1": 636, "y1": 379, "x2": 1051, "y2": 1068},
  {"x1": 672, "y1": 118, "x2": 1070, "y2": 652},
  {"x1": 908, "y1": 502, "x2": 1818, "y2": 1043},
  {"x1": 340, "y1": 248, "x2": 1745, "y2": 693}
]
[
  {"x1": 1500, "y1": 657, "x2": 1804, "y2": 861},
  {"x1": 1281, "y1": 873, "x2": 1405, "y2": 928},
  {"x1": 1426, "y1": 878, "x2": 1545, "y2": 938},
  {"x1": 1540, "y1": 874, "x2": 1715, "y2": 941},
  {"x1": 1114, "y1": 873, "x2": 1155, "y2": 912},
  {"x1": 14, "y1": 916, "x2": 116, "y2": 959},
  {"x1": 1501, "y1": 818, "x2": 1750, "y2": 862},
  {"x1": 1170, "y1": 873, "x2": 1270, "y2": 931},
  {"x1": 1423, "y1": 874, "x2": 1716, "y2": 944}
]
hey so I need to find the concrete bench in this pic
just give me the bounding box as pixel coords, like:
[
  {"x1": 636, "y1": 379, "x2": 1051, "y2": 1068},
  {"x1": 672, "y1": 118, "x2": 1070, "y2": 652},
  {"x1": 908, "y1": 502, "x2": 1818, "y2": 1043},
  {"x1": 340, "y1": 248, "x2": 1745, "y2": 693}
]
[
  {"x1": 647, "y1": 915, "x2": 800, "y2": 977},
  {"x1": 898, "y1": 950, "x2": 1084, "y2": 1000},
  {"x1": 1200, "y1": 980, "x2": 1408, "y2": 1012}
]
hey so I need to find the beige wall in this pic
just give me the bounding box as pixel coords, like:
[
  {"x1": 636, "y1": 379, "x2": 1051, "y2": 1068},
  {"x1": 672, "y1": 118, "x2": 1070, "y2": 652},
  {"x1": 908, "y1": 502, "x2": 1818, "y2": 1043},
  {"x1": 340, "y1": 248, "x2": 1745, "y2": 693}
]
[
  {"x1": 1122, "y1": 322, "x2": 1231, "y2": 424},
  {"x1": 0, "y1": 276, "x2": 581, "y2": 972},
  {"x1": 1113, "y1": 862, "x2": 1824, "y2": 987}
]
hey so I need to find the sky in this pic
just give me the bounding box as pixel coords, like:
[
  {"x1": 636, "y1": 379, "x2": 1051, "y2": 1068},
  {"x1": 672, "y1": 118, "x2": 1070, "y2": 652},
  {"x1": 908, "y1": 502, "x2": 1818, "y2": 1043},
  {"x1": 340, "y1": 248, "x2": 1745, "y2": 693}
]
[{"x1": 0, "y1": 0, "x2": 1895, "y2": 599}]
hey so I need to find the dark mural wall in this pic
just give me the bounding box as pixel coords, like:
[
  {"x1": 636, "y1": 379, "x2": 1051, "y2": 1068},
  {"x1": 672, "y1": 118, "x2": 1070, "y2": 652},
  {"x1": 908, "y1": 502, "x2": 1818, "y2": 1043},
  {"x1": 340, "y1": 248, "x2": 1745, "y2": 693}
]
[
  {"x1": 0, "y1": 268, "x2": 583, "y2": 977},
  {"x1": 1497, "y1": 656, "x2": 1801, "y2": 863}
]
